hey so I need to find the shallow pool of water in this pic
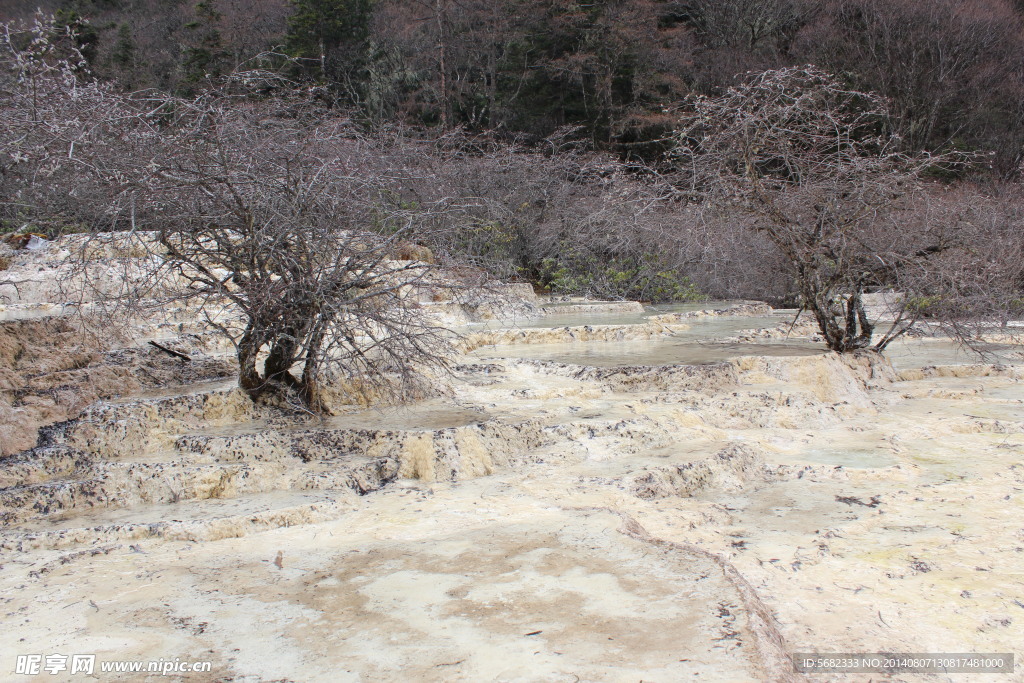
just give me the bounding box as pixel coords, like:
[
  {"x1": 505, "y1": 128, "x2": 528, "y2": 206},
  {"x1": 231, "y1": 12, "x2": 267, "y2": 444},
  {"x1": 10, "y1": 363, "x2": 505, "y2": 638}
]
[
  {"x1": 473, "y1": 336, "x2": 824, "y2": 367},
  {"x1": 465, "y1": 300, "x2": 767, "y2": 331},
  {"x1": 884, "y1": 337, "x2": 1024, "y2": 369}
]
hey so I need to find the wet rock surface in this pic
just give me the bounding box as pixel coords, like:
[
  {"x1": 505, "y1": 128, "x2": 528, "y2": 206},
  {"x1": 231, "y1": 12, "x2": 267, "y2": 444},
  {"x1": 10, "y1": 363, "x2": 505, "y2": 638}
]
[{"x1": 1, "y1": 243, "x2": 1023, "y2": 681}]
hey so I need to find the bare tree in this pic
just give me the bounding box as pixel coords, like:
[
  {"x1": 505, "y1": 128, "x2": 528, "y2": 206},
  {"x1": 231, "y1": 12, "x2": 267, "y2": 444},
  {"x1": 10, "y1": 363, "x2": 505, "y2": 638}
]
[
  {"x1": 887, "y1": 185, "x2": 1024, "y2": 343},
  {"x1": 1, "y1": 20, "x2": 483, "y2": 412},
  {"x1": 686, "y1": 0, "x2": 816, "y2": 52},
  {"x1": 0, "y1": 14, "x2": 127, "y2": 234},
  {"x1": 104, "y1": 83, "x2": 490, "y2": 411},
  {"x1": 804, "y1": 0, "x2": 1024, "y2": 174},
  {"x1": 672, "y1": 65, "x2": 970, "y2": 352}
]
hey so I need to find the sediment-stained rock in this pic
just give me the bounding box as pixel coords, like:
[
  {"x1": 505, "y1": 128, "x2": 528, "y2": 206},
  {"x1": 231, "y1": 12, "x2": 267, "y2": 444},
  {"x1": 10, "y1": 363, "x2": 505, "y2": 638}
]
[
  {"x1": 648, "y1": 301, "x2": 774, "y2": 323},
  {"x1": 0, "y1": 319, "x2": 237, "y2": 456},
  {"x1": 0, "y1": 452, "x2": 403, "y2": 525},
  {"x1": 538, "y1": 300, "x2": 644, "y2": 316},
  {"x1": 2, "y1": 271, "x2": 1023, "y2": 681},
  {"x1": 1, "y1": 493, "x2": 359, "y2": 551},
  {"x1": 631, "y1": 443, "x2": 767, "y2": 499}
]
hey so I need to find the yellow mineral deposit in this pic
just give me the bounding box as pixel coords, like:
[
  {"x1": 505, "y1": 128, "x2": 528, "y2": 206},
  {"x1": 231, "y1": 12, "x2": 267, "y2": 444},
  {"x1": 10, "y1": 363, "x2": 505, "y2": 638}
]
[{"x1": 398, "y1": 432, "x2": 438, "y2": 481}]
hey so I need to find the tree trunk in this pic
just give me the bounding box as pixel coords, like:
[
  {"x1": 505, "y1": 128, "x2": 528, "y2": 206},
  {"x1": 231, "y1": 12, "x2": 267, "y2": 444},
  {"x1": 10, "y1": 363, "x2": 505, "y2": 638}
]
[
  {"x1": 264, "y1": 331, "x2": 302, "y2": 388},
  {"x1": 300, "y1": 323, "x2": 328, "y2": 411},
  {"x1": 805, "y1": 288, "x2": 874, "y2": 352},
  {"x1": 237, "y1": 326, "x2": 266, "y2": 398},
  {"x1": 436, "y1": 0, "x2": 448, "y2": 129}
]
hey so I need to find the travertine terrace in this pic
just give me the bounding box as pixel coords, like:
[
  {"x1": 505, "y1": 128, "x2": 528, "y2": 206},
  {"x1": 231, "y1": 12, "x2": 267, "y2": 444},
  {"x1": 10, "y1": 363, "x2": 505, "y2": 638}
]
[{"x1": 1, "y1": 236, "x2": 1023, "y2": 682}]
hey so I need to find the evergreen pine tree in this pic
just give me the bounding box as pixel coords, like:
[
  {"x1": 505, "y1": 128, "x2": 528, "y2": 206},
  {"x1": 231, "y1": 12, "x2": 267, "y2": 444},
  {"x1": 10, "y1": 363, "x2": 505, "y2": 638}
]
[{"x1": 285, "y1": 0, "x2": 373, "y2": 84}]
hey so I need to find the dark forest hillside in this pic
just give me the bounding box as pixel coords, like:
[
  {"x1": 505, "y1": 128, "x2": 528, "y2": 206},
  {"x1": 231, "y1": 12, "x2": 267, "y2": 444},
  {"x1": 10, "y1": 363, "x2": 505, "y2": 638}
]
[{"x1": 3, "y1": 0, "x2": 1023, "y2": 173}]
